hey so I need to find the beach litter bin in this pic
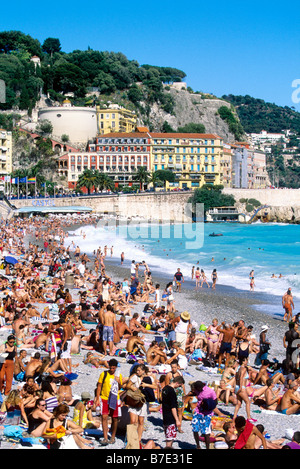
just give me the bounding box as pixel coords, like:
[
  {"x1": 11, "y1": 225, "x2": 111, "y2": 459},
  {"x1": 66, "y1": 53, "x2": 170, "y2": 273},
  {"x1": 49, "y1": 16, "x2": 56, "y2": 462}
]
[{"x1": 65, "y1": 272, "x2": 74, "y2": 289}]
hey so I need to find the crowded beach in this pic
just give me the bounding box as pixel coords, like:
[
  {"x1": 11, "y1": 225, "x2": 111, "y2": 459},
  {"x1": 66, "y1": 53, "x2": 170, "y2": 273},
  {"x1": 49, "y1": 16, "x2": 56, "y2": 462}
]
[{"x1": 0, "y1": 213, "x2": 299, "y2": 450}]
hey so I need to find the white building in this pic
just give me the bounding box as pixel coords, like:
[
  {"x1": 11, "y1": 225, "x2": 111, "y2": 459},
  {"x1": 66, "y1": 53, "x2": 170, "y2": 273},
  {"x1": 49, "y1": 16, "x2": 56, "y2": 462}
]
[
  {"x1": 38, "y1": 100, "x2": 97, "y2": 144},
  {"x1": 248, "y1": 130, "x2": 287, "y2": 146},
  {"x1": 0, "y1": 129, "x2": 12, "y2": 176}
]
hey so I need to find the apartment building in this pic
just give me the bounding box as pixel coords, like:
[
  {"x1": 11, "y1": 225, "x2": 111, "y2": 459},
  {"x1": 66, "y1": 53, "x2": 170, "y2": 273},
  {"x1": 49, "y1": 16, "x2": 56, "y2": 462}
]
[
  {"x1": 220, "y1": 144, "x2": 233, "y2": 188},
  {"x1": 58, "y1": 131, "x2": 151, "y2": 190},
  {"x1": 58, "y1": 130, "x2": 224, "y2": 191},
  {"x1": 96, "y1": 105, "x2": 137, "y2": 134},
  {"x1": 0, "y1": 129, "x2": 12, "y2": 177},
  {"x1": 150, "y1": 133, "x2": 223, "y2": 189},
  {"x1": 247, "y1": 147, "x2": 269, "y2": 189}
]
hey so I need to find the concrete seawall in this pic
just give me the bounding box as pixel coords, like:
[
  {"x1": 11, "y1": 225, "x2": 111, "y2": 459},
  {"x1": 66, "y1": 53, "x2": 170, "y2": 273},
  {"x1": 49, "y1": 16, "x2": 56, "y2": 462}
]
[
  {"x1": 10, "y1": 188, "x2": 300, "y2": 223},
  {"x1": 223, "y1": 188, "x2": 300, "y2": 207},
  {"x1": 12, "y1": 192, "x2": 194, "y2": 222}
]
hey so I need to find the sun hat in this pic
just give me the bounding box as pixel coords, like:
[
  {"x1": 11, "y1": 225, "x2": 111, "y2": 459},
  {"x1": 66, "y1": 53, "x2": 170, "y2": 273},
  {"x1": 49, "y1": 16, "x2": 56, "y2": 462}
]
[
  {"x1": 181, "y1": 311, "x2": 190, "y2": 321},
  {"x1": 81, "y1": 392, "x2": 92, "y2": 401},
  {"x1": 261, "y1": 325, "x2": 269, "y2": 332}
]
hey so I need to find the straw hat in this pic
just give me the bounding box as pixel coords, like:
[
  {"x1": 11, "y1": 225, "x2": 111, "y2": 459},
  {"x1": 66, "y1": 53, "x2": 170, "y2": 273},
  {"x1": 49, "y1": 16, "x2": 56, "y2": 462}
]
[{"x1": 181, "y1": 311, "x2": 190, "y2": 321}]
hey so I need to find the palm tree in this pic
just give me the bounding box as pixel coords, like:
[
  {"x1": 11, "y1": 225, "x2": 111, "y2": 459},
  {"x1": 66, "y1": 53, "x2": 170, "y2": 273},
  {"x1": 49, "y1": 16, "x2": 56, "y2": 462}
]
[
  {"x1": 148, "y1": 170, "x2": 160, "y2": 190},
  {"x1": 98, "y1": 173, "x2": 114, "y2": 192},
  {"x1": 76, "y1": 169, "x2": 99, "y2": 194},
  {"x1": 134, "y1": 166, "x2": 150, "y2": 191}
]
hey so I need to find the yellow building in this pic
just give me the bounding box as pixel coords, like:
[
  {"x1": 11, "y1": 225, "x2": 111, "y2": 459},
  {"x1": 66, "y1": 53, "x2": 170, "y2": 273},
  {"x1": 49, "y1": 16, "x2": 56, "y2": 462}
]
[
  {"x1": 150, "y1": 133, "x2": 223, "y2": 189},
  {"x1": 96, "y1": 105, "x2": 137, "y2": 134},
  {"x1": 0, "y1": 129, "x2": 12, "y2": 176}
]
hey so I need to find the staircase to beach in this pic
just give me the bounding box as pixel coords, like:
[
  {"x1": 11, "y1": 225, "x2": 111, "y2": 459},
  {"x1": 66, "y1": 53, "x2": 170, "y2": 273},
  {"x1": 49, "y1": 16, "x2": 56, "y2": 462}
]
[{"x1": 248, "y1": 205, "x2": 270, "y2": 223}]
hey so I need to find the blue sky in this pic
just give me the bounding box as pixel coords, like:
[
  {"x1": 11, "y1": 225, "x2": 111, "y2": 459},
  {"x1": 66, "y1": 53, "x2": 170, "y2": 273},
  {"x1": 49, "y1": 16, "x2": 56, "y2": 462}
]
[{"x1": 2, "y1": 0, "x2": 300, "y2": 109}]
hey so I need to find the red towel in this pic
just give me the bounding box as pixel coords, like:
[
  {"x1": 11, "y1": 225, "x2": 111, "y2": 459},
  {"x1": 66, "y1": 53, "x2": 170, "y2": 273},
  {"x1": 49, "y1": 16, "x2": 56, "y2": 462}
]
[{"x1": 234, "y1": 420, "x2": 254, "y2": 449}]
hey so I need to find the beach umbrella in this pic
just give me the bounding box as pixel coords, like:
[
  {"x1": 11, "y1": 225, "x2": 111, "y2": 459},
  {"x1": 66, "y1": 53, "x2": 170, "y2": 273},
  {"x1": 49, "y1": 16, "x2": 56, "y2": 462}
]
[{"x1": 4, "y1": 256, "x2": 19, "y2": 265}]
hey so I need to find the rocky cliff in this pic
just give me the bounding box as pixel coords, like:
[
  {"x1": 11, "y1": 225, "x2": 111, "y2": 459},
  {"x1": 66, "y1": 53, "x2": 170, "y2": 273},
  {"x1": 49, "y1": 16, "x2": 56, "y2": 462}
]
[{"x1": 148, "y1": 88, "x2": 243, "y2": 142}]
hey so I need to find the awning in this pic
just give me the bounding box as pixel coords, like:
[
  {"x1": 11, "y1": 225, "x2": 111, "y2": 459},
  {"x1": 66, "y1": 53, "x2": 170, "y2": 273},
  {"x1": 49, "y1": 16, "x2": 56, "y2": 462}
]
[{"x1": 14, "y1": 205, "x2": 92, "y2": 215}]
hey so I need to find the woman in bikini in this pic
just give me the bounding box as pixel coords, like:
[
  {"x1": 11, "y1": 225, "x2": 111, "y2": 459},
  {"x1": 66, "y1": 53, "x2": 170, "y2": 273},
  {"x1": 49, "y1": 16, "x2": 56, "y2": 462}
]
[
  {"x1": 233, "y1": 357, "x2": 254, "y2": 422},
  {"x1": 200, "y1": 269, "x2": 210, "y2": 288},
  {"x1": 205, "y1": 318, "x2": 221, "y2": 362},
  {"x1": 211, "y1": 269, "x2": 218, "y2": 290}
]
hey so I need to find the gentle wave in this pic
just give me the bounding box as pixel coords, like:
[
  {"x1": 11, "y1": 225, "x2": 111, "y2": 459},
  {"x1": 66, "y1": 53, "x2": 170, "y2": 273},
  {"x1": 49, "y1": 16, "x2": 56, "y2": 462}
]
[{"x1": 65, "y1": 222, "x2": 300, "y2": 301}]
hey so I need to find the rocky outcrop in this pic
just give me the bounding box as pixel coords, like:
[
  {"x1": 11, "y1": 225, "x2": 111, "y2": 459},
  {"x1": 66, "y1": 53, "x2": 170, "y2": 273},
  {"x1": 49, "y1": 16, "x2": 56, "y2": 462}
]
[
  {"x1": 148, "y1": 88, "x2": 244, "y2": 142},
  {"x1": 264, "y1": 206, "x2": 300, "y2": 224}
]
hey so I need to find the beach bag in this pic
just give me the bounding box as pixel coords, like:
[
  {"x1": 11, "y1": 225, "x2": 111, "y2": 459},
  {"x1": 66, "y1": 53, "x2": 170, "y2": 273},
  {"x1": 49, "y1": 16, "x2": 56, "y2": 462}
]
[
  {"x1": 125, "y1": 424, "x2": 140, "y2": 449},
  {"x1": 260, "y1": 343, "x2": 270, "y2": 354},
  {"x1": 124, "y1": 389, "x2": 146, "y2": 408}
]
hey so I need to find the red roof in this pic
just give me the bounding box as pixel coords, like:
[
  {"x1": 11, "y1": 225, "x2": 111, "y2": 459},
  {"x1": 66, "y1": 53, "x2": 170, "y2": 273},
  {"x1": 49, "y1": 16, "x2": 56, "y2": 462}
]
[{"x1": 98, "y1": 132, "x2": 222, "y2": 139}]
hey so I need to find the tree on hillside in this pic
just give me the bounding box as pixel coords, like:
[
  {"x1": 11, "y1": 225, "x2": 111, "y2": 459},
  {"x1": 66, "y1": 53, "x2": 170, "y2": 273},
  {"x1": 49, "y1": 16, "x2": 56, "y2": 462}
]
[
  {"x1": 52, "y1": 62, "x2": 86, "y2": 97},
  {"x1": 0, "y1": 31, "x2": 42, "y2": 56},
  {"x1": 177, "y1": 123, "x2": 206, "y2": 133},
  {"x1": 36, "y1": 119, "x2": 53, "y2": 137},
  {"x1": 42, "y1": 38, "x2": 61, "y2": 56}
]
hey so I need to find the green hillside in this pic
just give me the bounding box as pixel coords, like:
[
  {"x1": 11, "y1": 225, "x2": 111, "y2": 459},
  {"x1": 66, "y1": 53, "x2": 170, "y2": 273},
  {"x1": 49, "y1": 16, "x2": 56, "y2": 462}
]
[
  {"x1": 0, "y1": 30, "x2": 185, "y2": 117},
  {"x1": 222, "y1": 94, "x2": 300, "y2": 134}
]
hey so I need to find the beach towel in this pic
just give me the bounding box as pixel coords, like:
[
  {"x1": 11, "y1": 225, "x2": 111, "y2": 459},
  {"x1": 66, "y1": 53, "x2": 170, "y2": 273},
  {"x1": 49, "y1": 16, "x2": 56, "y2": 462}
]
[
  {"x1": 234, "y1": 420, "x2": 254, "y2": 449},
  {"x1": 108, "y1": 379, "x2": 119, "y2": 410},
  {"x1": 49, "y1": 332, "x2": 61, "y2": 360},
  {"x1": 188, "y1": 349, "x2": 204, "y2": 362},
  {"x1": 65, "y1": 372, "x2": 78, "y2": 381}
]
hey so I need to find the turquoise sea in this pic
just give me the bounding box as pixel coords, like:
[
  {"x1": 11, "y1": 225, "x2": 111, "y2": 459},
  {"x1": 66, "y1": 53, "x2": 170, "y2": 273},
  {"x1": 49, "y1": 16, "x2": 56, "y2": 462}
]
[
  {"x1": 66, "y1": 222, "x2": 300, "y2": 304},
  {"x1": 67, "y1": 221, "x2": 300, "y2": 304}
]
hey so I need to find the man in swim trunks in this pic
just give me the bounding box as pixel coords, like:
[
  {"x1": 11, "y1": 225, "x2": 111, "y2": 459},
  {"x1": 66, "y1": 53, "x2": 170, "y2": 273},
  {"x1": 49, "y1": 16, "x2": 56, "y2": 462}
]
[
  {"x1": 234, "y1": 416, "x2": 267, "y2": 449},
  {"x1": 173, "y1": 268, "x2": 184, "y2": 293},
  {"x1": 216, "y1": 322, "x2": 235, "y2": 370},
  {"x1": 126, "y1": 332, "x2": 147, "y2": 355},
  {"x1": 102, "y1": 306, "x2": 117, "y2": 356},
  {"x1": 282, "y1": 288, "x2": 294, "y2": 322}
]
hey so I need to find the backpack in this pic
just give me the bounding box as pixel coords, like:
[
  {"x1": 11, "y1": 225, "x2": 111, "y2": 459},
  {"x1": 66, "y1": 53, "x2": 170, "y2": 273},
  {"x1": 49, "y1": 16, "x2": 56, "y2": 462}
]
[{"x1": 124, "y1": 389, "x2": 146, "y2": 408}]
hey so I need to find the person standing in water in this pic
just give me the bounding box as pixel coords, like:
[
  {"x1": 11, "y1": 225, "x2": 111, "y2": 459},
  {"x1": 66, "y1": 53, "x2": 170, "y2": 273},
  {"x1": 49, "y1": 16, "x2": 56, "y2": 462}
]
[
  {"x1": 282, "y1": 288, "x2": 294, "y2": 322},
  {"x1": 249, "y1": 270, "x2": 255, "y2": 291},
  {"x1": 211, "y1": 269, "x2": 218, "y2": 290}
]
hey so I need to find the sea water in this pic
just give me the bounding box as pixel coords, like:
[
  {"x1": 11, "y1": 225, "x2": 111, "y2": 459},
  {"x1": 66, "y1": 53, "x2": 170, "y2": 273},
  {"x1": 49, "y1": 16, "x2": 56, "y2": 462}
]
[{"x1": 66, "y1": 221, "x2": 300, "y2": 301}]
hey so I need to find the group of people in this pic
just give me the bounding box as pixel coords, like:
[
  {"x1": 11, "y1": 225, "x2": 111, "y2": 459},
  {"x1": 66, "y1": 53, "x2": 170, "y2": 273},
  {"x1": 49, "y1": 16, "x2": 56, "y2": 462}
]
[{"x1": 0, "y1": 214, "x2": 299, "y2": 450}]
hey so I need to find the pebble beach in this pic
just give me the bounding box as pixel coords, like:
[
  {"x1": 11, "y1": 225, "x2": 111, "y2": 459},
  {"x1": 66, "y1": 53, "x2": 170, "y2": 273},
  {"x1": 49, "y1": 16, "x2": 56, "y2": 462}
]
[{"x1": 0, "y1": 216, "x2": 299, "y2": 451}]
